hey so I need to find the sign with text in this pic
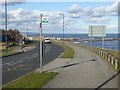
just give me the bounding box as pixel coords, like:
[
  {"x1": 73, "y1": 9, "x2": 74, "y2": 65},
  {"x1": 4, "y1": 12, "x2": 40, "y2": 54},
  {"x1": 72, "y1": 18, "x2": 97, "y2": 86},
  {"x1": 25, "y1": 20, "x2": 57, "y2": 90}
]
[
  {"x1": 42, "y1": 17, "x2": 48, "y2": 23},
  {"x1": 89, "y1": 26, "x2": 106, "y2": 37}
]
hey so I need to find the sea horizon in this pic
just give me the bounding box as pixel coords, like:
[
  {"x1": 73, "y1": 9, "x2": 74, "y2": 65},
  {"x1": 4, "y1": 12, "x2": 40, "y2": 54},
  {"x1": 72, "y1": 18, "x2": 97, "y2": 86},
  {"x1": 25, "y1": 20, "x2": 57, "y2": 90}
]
[{"x1": 23, "y1": 32, "x2": 119, "y2": 39}]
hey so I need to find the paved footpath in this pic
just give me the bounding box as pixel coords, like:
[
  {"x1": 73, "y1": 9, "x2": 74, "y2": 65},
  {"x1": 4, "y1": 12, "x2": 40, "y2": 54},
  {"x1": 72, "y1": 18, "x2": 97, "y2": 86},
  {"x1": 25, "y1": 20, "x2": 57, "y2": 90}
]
[{"x1": 42, "y1": 43, "x2": 118, "y2": 88}]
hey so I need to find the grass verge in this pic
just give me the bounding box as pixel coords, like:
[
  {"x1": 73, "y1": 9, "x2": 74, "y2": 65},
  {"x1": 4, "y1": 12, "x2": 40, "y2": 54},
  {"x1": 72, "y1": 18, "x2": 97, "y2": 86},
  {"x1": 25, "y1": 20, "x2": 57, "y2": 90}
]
[
  {"x1": 73, "y1": 43, "x2": 119, "y2": 71},
  {"x1": 1, "y1": 52, "x2": 22, "y2": 58},
  {"x1": 2, "y1": 72, "x2": 58, "y2": 89},
  {"x1": 54, "y1": 42, "x2": 74, "y2": 58},
  {"x1": 0, "y1": 46, "x2": 16, "y2": 58},
  {"x1": 1, "y1": 41, "x2": 37, "y2": 58},
  {"x1": 103, "y1": 49, "x2": 119, "y2": 58}
]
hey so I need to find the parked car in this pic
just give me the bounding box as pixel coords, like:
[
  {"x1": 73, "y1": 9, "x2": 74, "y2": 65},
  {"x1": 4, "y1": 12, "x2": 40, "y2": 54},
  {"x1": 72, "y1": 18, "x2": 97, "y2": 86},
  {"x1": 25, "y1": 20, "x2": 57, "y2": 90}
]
[{"x1": 44, "y1": 38, "x2": 52, "y2": 43}]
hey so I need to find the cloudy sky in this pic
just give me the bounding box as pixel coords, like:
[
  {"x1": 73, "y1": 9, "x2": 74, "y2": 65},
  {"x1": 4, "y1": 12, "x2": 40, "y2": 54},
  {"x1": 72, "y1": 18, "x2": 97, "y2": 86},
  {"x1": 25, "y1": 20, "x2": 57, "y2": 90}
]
[{"x1": 0, "y1": 0, "x2": 119, "y2": 34}]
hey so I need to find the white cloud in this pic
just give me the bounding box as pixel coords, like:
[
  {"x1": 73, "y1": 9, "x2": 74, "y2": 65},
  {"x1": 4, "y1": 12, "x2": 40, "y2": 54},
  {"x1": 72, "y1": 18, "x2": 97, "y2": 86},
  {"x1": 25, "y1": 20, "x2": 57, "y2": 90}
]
[
  {"x1": 83, "y1": 17, "x2": 110, "y2": 24},
  {"x1": 68, "y1": 0, "x2": 119, "y2": 18},
  {"x1": 69, "y1": 13, "x2": 84, "y2": 18},
  {"x1": 83, "y1": 6, "x2": 93, "y2": 16},
  {"x1": 106, "y1": 24, "x2": 118, "y2": 30},
  {"x1": 68, "y1": 4, "x2": 81, "y2": 13},
  {"x1": 92, "y1": 17, "x2": 110, "y2": 23},
  {"x1": 105, "y1": 1, "x2": 118, "y2": 16},
  {"x1": 1, "y1": 8, "x2": 71, "y2": 32},
  {"x1": 0, "y1": 0, "x2": 26, "y2": 5},
  {"x1": 1, "y1": 1, "x2": 118, "y2": 33},
  {"x1": 92, "y1": 6, "x2": 106, "y2": 17}
]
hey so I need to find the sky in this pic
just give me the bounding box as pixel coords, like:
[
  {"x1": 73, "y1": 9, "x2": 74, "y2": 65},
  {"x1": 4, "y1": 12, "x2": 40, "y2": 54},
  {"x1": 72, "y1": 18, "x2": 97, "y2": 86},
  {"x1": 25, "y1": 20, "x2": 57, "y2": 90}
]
[{"x1": 0, "y1": 0, "x2": 119, "y2": 34}]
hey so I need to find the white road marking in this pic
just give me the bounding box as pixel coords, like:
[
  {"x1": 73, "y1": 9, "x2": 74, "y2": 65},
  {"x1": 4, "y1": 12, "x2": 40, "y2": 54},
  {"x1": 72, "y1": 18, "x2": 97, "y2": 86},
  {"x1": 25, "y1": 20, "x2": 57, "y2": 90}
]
[
  {"x1": 2, "y1": 44, "x2": 52, "y2": 68},
  {"x1": 45, "y1": 45, "x2": 52, "y2": 54},
  {"x1": 2, "y1": 61, "x2": 15, "y2": 66},
  {"x1": 34, "y1": 53, "x2": 38, "y2": 56},
  {"x1": 21, "y1": 57, "x2": 29, "y2": 60},
  {"x1": 11, "y1": 61, "x2": 23, "y2": 65}
]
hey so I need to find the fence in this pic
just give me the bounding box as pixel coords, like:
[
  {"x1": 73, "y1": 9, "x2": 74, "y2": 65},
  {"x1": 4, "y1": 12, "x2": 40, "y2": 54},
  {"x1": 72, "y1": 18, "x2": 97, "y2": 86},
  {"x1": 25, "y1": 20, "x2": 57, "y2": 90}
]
[{"x1": 81, "y1": 45, "x2": 119, "y2": 71}]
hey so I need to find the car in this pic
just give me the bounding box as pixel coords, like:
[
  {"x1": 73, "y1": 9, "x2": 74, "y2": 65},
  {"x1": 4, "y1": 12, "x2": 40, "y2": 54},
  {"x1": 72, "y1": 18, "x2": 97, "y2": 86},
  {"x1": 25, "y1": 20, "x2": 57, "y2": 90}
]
[
  {"x1": 74, "y1": 41, "x2": 80, "y2": 44},
  {"x1": 44, "y1": 38, "x2": 52, "y2": 43}
]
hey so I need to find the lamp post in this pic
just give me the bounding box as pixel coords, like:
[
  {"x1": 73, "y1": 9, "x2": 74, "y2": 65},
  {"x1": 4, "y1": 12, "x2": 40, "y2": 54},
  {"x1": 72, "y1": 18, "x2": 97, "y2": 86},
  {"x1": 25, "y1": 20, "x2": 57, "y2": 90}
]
[
  {"x1": 60, "y1": 14, "x2": 64, "y2": 44},
  {"x1": 5, "y1": 0, "x2": 8, "y2": 53}
]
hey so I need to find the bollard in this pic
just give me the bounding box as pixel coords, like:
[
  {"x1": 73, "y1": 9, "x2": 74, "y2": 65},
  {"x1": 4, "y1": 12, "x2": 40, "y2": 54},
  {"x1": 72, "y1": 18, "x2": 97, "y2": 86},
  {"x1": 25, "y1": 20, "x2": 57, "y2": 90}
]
[
  {"x1": 108, "y1": 54, "x2": 111, "y2": 62},
  {"x1": 115, "y1": 60, "x2": 118, "y2": 70},
  {"x1": 111, "y1": 56, "x2": 114, "y2": 65},
  {"x1": 102, "y1": 51, "x2": 105, "y2": 58},
  {"x1": 104, "y1": 53, "x2": 107, "y2": 59},
  {"x1": 100, "y1": 50, "x2": 101, "y2": 55},
  {"x1": 101, "y1": 50, "x2": 103, "y2": 56},
  {"x1": 98, "y1": 50, "x2": 100, "y2": 54}
]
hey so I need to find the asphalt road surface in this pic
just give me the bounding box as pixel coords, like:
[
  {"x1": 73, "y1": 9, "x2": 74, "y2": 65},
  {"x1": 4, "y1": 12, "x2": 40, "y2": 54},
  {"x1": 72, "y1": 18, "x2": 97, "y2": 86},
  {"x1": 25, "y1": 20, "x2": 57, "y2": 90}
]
[{"x1": 2, "y1": 42, "x2": 64, "y2": 85}]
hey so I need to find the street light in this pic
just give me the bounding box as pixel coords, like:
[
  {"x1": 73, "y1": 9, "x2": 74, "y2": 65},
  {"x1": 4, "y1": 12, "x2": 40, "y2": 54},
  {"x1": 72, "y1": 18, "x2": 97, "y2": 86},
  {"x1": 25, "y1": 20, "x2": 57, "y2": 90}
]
[{"x1": 60, "y1": 13, "x2": 64, "y2": 44}]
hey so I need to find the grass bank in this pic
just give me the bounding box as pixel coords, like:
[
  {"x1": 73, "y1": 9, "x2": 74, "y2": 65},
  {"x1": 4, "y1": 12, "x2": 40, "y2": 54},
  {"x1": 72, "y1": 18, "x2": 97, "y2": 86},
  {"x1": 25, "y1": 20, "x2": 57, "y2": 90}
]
[
  {"x1": 1, "y1": 52, "x2": 22, "y2": 58},
  {"x1": 54, "y1": 41, "x2": 74, "y2": 58},
  {"x1": 0, "y1": 46, "x2": 22, "y2": 58},
  {"x1": 1, "y1": 41, "x2": 37, "y2": 58},
  {"x1": 73, "y1": 43, "x2": 119, "y2": 59},
  {"x1": 2, "y1": 72, "x2": 58, "y2": 89},
  {"x1": 103, "y1": 49, "x2": 119, "y2": 59},
  {"x1": 72, "y1": 43, "x2": 119, "y2": 71}
]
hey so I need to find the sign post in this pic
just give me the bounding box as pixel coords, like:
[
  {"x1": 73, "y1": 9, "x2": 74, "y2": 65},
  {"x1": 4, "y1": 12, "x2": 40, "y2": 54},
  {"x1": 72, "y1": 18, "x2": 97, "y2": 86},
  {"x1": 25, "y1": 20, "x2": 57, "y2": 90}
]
[
  {"x1": 40, "y1": 14, "x2": 43, "y2": 73},
  {"x1": 39, "y1": 15, "x2": 48, "y2": 73},
  {"x1": 89, "y1": 26, "x2": 106, "y2": 49},
  {"x1": 90, "y1": 26, "x2": 93, "y2": 46},
  {"x1": 42, "y1": 16, "x2": 48, "y2": 23},
  {"x1": 102, "y1": 26, "x2": 105, "y2": 49}
]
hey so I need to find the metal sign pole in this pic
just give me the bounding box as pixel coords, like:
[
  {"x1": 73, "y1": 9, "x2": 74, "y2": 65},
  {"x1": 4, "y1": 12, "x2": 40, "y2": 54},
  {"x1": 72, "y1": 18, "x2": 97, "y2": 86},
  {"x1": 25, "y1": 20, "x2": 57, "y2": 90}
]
[
  {"x1": 102, "y1": 26, "x2": 105, "y2": 49},
  {"x1": 63, "y1": 14, "x2": 64, "y2": 44},
  {"x1": 91, "y1": 26, "x2": 92, "y2": 47},
  {"x1": 102, "y1": 36, "x2": 104, "y2": 49},
  {"x1": 40, "y1": 14, "x2": 43, "y2": 73}
]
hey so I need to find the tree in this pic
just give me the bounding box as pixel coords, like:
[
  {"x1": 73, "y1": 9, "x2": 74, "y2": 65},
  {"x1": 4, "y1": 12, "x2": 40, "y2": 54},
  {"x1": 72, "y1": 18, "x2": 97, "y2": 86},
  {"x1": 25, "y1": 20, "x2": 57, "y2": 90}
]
[{"x1": 1, "y1": 29, "x2": 22, "y2": 42}]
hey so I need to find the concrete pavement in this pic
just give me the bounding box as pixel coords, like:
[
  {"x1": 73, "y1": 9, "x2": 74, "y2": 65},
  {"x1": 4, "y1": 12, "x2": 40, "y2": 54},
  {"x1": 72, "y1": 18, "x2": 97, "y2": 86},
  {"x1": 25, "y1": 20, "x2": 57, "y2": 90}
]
[{"x1": 43, "y1": 43, "x2": 118, "y2": 88}]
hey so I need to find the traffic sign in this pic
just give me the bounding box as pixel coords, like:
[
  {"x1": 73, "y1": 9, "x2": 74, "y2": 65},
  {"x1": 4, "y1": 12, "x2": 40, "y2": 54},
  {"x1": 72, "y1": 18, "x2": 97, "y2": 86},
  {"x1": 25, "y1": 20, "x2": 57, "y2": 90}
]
[
  {"x1": 88, "y1": 25, "x2": 106, "y2": 49},
  {"x1": 42, "y1": 17, "x2": 48, "y2": 23},
  {"x1": 89, "y1": 26, "x2": 106, "y2": 37}
]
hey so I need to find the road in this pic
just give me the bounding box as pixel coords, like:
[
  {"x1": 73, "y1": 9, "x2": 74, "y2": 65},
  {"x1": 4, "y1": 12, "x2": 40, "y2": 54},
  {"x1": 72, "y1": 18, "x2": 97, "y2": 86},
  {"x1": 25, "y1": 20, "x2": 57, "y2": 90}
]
[
  {"x1": 2, "y1": 42, "x2": 64, "y2": 85},
  {"x1": 44, "y1": 44, "x2": 118, "y2": 88}
]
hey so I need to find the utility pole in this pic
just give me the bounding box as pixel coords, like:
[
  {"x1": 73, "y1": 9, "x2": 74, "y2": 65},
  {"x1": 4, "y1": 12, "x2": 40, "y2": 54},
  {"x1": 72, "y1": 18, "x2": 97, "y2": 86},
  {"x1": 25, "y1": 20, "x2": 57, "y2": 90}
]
[
  {"x1": 5, "y1": 0, "x2": 8, "y2": 53},
  {"x1": 40, "y1": 14, "x2": 43, "y2": 73},
  {"x1": 63, "y1": 14, "x2": 64, "y2": 44},
  {"x1": 60, "y1": 14, "x2": 64, "y2": 44}
]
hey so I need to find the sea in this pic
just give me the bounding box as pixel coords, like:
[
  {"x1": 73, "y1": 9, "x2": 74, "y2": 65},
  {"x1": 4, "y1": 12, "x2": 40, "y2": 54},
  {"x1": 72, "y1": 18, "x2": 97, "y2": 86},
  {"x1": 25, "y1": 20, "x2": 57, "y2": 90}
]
[
  {"x1": 27, "y1": 33, "x2": 119, "y2": 39},
  {"x1": 25, "y1": 32, "x2": 119, "y2": 51}
]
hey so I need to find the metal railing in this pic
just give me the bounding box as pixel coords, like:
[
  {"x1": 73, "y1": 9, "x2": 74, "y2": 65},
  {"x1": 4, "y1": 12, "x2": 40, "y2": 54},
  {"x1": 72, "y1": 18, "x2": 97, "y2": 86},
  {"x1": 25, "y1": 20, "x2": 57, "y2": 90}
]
[{"x1": 82, "y1": 45, "x2": 119, "y2": 70}]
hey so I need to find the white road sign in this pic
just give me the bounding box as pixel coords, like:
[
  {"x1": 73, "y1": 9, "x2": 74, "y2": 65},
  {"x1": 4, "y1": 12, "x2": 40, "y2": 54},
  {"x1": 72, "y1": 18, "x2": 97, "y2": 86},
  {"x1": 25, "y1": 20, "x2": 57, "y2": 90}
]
[
  {"x1": 89, "y1": 26, "x2": 106, "y2": 37},
  {"x1": 42, "y1": 17, "x2": 48, "y2": 23}
]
